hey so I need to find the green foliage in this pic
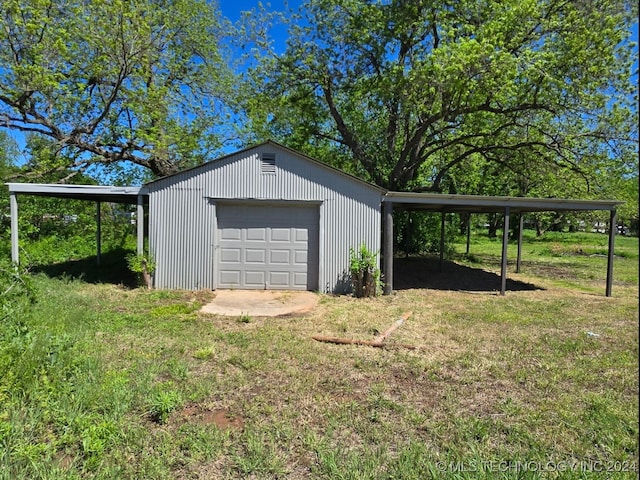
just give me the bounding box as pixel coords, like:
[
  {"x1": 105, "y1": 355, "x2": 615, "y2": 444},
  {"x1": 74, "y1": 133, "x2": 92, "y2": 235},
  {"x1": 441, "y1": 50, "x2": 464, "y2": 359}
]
[
  {"x1": 126, "y1": 253, "x2": 156, "y2": 289},
  {"x1": 148, "y1": 389, "x2": 183, "y2": 425},
  {"x1": 126, "y1": 253, "x2": 156, "y2": 276},
  {"x1": 0, "y1": 0, "x2": 236, "y2": 177},
  {"x1": 395, "y1": 211, "x2": 459, "y2": 257},
  {"x1": 246, "y1": 0, "x2": 637, "y2": 196},
  {"x1": 349, "y1": 244, "x2": 381, "y2": 297},
  {"x1": 0, "y1": 131, "x2": 18, "y2": 180},
  {"x1": 0, "y1": 260, "x2": 35, "y2": 324},
  {"x1": 193, "y1": 346, "x2": 216, "y2": 360}
]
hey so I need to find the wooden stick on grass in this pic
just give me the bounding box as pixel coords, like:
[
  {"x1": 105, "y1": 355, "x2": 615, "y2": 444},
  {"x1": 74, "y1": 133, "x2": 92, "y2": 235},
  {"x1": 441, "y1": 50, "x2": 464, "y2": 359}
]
[
  {"x1": 309, "y1": 336, "x2": 390, "y2": 348},
  {"x1": 372, "y1": 311, "x2": 412, "y2": 343},
  {"x1": 312, "y1": 311, "x2": 413, "y2": 349}
]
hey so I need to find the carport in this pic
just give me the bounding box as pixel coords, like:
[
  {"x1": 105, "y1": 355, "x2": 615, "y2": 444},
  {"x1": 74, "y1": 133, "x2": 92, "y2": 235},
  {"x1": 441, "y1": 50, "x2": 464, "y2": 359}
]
[
  {"x1": 381, "y1": 193, "x2": 623, "y2": 297},
  {"x1": 7, "y1": 183, "x2": 149, "y2": 266}
]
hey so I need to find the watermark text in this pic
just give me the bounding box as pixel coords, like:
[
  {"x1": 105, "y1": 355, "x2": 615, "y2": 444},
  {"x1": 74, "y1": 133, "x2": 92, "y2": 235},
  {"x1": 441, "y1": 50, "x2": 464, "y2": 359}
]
[{"x1": 434, "y1": 460, "x2": 638, "y2": 473}]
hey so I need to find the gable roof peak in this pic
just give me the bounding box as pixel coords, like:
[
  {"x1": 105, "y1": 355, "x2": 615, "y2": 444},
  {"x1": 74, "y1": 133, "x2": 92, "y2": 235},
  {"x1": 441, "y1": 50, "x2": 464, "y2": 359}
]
[{"x1": 144, "y1": 141, "x2": 386, "y2": 193}]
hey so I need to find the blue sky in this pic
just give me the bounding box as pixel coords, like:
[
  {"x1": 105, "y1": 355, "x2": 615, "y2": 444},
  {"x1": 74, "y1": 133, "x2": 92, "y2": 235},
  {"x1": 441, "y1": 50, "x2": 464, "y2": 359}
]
[
  {"x1": 218, "y1": 0, "x2": 304, "y2": 54},
  {"x1": 218, "y1": 0, "x2": 303, "y2": 22}
]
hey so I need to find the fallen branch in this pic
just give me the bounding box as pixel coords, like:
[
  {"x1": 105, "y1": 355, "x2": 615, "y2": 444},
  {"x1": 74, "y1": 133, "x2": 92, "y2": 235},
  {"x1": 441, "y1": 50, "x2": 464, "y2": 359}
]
[
  {"x1": 312, "y1": 312, "x2": 414, "y2": 349},
  {"x1": 373, "y1": 312, "x2": 411, "y2": 343},
  {"x1": 309, "y1": 336, "x2": 389, "y2": 348}
]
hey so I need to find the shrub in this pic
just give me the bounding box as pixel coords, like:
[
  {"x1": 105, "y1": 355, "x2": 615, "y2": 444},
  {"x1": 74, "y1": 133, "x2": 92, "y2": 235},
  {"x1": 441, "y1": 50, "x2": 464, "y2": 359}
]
[
  {"x1": 349, "y1": 244, "x2": 381, "y2": 297},
  {"x1": 126, "y1": 253, "x2": 156, "y2": 289}
]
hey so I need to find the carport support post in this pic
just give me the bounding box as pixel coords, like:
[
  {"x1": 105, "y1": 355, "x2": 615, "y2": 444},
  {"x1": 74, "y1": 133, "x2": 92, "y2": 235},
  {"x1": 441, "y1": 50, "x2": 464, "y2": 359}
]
[
  {"x1": 383, "y1": 201, "x2": 394, "y2": 295},
  {"x1": 10, "y1": 192, "x2": 19, "y2": 264},
  {"x1": 516, "y1": 214, "x2": 524, "y2": 273},
  {"x1": 136, "y1": 194, "x2": 144, "y2": 255},
  {"x1": 439, "y1": 212, "x2": 446, "y2": 272},
  {"x1": 500, "y1": 207, "x2": 510, "y2": 295},
  {"x1": 96, "y1": 201, "x2": 101, "y2": 266},
  {"x1": 606, "y1": 209, "x2": 616, "y2": 297}
]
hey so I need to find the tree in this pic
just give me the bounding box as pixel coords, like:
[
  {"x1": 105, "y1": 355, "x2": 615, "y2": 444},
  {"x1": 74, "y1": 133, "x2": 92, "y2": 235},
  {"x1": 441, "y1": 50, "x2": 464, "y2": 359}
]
[
  {"x1": 0, "y1": 0, "x2": 234, "y2": 178},
  {"x1": 0, "y1": 130, "x2": 18, "y2": 179},
  {"x1": 0, "y1": 131, "x2": 20, "y2": 241},
  {"x1": 245, "y1": 0, "x2": 638, "y2": 193}
]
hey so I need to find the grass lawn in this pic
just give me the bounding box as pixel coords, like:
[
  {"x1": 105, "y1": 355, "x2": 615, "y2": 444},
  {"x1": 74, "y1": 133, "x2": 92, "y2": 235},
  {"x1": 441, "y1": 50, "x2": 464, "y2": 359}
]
[{"x1": 0, "y1": 231, "x2": 638, "y2": 479}]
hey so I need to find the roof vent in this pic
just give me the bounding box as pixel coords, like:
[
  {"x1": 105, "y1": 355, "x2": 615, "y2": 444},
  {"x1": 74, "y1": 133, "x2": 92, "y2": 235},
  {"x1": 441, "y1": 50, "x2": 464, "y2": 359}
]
[{"x1": 260, "y1": 153, "x2": 276, "y2": 174}]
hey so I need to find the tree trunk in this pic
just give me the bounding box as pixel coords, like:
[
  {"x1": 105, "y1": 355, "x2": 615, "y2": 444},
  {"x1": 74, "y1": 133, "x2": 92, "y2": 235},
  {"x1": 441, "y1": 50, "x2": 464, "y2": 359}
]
[
  {"x1": 352, "y1": 267, "x2": 376, "y2": 298},
  {"x1": 141, "y1": 259, "x2": 153, "y2": 289},
  {"x1": 459, "y1": 213, "x2": 470, "y2": 236},
  {"x1": 488, "y1": 214, "x2": 500, "y2": 238}
]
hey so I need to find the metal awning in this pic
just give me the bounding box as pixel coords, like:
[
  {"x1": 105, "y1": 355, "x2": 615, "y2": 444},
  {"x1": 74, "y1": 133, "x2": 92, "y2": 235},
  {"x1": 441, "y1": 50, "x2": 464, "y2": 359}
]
[
  {"x1": 6, "y1": 183, "x2": 148, "y2": 204},
  {"x1": 383, "y1": 192, "x2": 622, "y2": 213}
]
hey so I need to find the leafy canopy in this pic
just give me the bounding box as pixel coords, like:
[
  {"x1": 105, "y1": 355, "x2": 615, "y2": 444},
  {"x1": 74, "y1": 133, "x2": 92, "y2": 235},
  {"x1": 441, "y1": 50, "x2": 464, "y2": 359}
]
[
  {"x1": 245, "y1": 0, "x2": 638, "y2": 194},
  {"x1": 0, "y1": 0, "x2": 234, "y2": 177}
]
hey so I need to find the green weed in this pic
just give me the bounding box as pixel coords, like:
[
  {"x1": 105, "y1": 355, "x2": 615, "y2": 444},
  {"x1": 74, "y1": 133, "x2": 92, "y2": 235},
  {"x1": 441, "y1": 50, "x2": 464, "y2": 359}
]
[{"x1": 148, "y1": 389, "x2": 183, "y2": 424}]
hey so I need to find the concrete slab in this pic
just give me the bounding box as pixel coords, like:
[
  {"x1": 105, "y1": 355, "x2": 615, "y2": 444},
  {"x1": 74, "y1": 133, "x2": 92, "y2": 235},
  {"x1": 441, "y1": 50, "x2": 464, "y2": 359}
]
[{"x1": 200, "y1": 290, "x2": 319, "y2": 317}]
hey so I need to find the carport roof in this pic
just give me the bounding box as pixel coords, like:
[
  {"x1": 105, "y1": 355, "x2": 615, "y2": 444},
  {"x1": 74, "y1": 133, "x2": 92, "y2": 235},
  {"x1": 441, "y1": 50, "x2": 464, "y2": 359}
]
[
  {"x1": 6, "y1": 183, "x2": 148, "y2": 204},
  {"x1": 8, "y1": 183, "x2": 623, "y2": 214},
  {"x1": 383, "y1": 192, "x2": 622, "y2": 213}
]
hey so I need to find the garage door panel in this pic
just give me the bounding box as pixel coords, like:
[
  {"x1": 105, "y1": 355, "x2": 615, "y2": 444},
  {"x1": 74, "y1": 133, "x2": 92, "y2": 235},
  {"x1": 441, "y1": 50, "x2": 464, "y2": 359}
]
[
  {"x1": 270, "y1": 228, "x2": 291, "y2": 242},
  {"x1": 220, "y1": 248, "x2": 241, "y2": 263},
  {"x1": 247, "y1": 228, "x2": 266, "y2": 241},
  {"x1": 293, "y1": 272, "x2": 307, "y2": 287},
  {"x1": 294, "y1": 229, "x2": 308, "y2": 242},
  {"x1": 221, "y1": 228, "x2": 241, "y2": 241},
  {"x1": 217, "y1": 204, "x2": 318, "y2": 290},
  {"x1": 244, "y1": 271, "x2": 266, "y2": 286},
  {"x1": 269, "y1": 271, "x2": 295, "y2": 287},
  {"x1": 294, "y1": 250, "x2": 307, "y2": 264},
  {"x1": 245, "y1": 249, "x2": 266, "y2": 263},
  {"x1": 219, "y1": 270, "x2": 240, "y2": 286},
  {"x1": 270, "y1": 250, "x2": 290, "y2": 264}
]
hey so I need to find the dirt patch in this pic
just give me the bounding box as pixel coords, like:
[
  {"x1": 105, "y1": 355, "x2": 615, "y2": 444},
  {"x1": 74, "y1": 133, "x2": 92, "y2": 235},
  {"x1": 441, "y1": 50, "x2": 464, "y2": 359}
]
[
  {"x1": 188, "y1": 289, "x2": 217, "y2": 305},
  {"x1": 200, "y1": 290, "x2": 318, "y2": 317},
  {"x1": 180, "y1": 405, "x2": 244, "y2": 431},
  {"x1": 54, "y1": 451, "x2": 75, "y2": 470}
]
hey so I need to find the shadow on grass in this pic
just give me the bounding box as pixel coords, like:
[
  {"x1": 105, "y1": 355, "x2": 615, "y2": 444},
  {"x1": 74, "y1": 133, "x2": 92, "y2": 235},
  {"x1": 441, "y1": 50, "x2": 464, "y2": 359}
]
[
  {"x1": 31, "y1": 248, "x2": 138, "y2": 288},
  {"x1": 393, "y1": 256, "x2": 542, "y2": 292}
]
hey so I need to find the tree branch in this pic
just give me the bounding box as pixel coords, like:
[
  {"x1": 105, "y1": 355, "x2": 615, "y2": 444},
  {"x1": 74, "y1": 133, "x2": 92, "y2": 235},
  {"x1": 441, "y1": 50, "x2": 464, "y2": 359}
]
[{"x1": 321, "y1": 76, "x2": 373, "y2": 175}]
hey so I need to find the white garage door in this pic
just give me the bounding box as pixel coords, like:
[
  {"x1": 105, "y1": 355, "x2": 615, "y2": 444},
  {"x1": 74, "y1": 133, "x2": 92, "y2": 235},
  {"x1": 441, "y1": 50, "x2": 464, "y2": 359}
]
[{"x1": 216, "y1": 204, "x2": 319, "y2": 290}]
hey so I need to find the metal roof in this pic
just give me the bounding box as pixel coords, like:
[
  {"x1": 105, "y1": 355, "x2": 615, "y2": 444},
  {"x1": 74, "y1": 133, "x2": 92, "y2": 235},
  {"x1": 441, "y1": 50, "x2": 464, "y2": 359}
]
[
  {"x1": 7, "y1": 183, "x2": 623, "y2": 214},
  {"x1": 383, "y1": 192, "x2": 622, "y2": 213},
  {"x1": 7, "y1": 182, "x2": 624, "y2": 213},
  {"x1": 6, "y1": 183, "x2": 148, "y2": 204}
]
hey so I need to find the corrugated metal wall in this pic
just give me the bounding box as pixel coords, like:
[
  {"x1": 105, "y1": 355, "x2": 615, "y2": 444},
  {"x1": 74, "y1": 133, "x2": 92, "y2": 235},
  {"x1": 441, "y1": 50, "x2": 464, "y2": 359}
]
[{"x1": 147, "y1": 143, "x2": 382, "y2": 292}]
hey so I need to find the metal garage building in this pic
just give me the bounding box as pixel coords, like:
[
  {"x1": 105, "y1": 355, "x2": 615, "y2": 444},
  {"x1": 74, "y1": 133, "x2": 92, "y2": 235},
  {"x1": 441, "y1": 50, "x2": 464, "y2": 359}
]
[{"x1": 145, "y1": 141, "x2": 384, "y2": 292}]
